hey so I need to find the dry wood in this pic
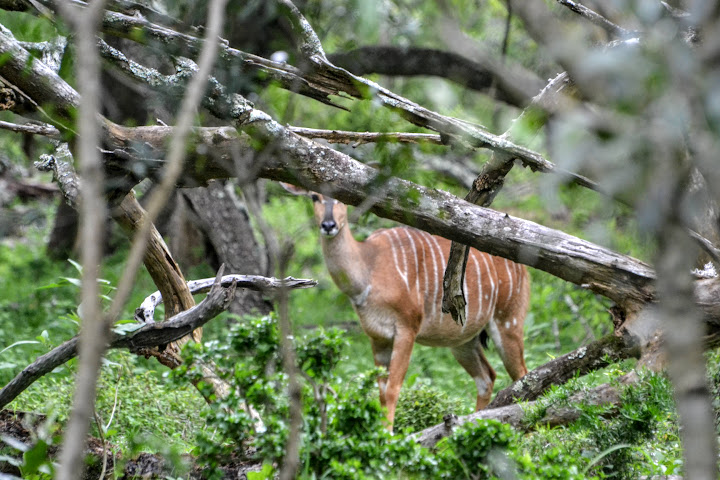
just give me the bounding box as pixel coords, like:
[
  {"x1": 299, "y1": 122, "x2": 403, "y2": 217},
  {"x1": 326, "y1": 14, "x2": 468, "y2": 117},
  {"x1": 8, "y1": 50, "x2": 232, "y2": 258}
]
[
  {"x1": 488, "y1": 334, "x2": 640, "y2": 408},
  {"x1": 414, "y1": 376, "x2": 629, "y2": 449},
  {"x1": 135, "y1": 274, "x2": 317, "y2": 323},
  {"x1": 442, "y1": 72, "x2": 571, "y2": 325}
]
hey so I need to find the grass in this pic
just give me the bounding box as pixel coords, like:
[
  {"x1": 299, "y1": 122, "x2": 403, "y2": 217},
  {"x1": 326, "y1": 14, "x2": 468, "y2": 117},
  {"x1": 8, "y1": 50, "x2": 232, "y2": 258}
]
[{"x1": 0, "y1": 176, "x2": 682, "y2": 477}]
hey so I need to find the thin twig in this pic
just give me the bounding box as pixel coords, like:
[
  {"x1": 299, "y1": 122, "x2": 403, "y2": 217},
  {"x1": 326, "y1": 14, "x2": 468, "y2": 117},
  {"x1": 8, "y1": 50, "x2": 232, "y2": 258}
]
[
  {"x1": 564, "y1": 294, "x2": 596, "y2": 343},
  {"x1": 556, "y1": 0, "x2": 638, "y2": 38},
  {"x1": 92, "y1": 408, "x2": 109, "y2": 480},
  {"x1": 0, "y1": 120, "x2": 60, "y2": 137},
  {"x1": 288, "y1": 126, "x2": 443, "y2": 145}
]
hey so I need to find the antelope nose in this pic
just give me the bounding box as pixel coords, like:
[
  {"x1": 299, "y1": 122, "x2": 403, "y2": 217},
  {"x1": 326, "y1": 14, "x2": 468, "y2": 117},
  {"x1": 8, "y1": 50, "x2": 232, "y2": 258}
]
[{"x1": 320, "y1": 220, "x2": 338, "y2": 235}]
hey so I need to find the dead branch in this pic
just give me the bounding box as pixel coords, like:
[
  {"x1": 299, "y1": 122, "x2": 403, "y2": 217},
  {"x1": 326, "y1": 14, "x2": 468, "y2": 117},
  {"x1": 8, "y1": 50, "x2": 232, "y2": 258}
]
[
  {"x1": 488, "y1": 334, "x2": 640, "y2": 408},
  {"x1": 556, "y1": 0, "x2": 638, "y2": 38},
  {"x1": 35, "y1": 143, "x2": 79, "y2": 209},
  {"x1": 0, "y1": 120, "x2": 60, "y2": 137},
  {"x1": 414, "y1": 375, "x2": 631, "y2": 449},
  {"x1": 135, "y1": 274, "x2": 317, "y2": 323},
  {"x1": 288, "y1": 127, "x2": 443, "y2": 146},
  {"x1": 327, "y1": 46, "x2": 543, "y2": 107}
]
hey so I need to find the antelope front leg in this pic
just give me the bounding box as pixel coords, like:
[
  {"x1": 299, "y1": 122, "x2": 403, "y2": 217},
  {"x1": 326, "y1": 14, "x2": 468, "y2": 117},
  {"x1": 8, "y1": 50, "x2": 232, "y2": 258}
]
[
  {"x1": 370, "y1": 340, "x2": 392, "y2": 408},
  {"x1": 384, "y1": 328, "x2": 416, "y2": 429}
]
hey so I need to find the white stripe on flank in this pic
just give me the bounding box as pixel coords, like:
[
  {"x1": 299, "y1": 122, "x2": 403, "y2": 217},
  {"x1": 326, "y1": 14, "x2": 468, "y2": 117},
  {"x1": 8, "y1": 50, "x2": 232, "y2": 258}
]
[
  {"x1": 417, "y1": 232, "x2": 430, "y2": 317},
  {"x1": 504, "y1": 258, "x2": 514, "y2": 300},
  {"x1": 428, "y1": 235, "x2": 446, "y2": 322},
  {"x1": 480, "y1": 254, "x2": 497, "y2": 317},
  {"x1": 470, "y1": 253, "x2": 482, "y2": 322},
  {"x1": 383, "y1": 230, "x2": 409, "y2": 291},
  {"x1": 516, "y1": 262, "x2": 523, "y2": 295},
  {"x1": 423, "y1": 232, "x2": 441, "y2": 322},
  {"x1": 462, "y1": 264, "x2": 469, "y2": 325},
  {"x1": 402, "y1": 229, "x2": 422, "y2": 305}
]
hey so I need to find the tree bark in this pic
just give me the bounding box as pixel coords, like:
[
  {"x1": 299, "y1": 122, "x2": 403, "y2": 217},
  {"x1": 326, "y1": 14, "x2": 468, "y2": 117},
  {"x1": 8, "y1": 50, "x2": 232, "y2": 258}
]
[{"x1": 183, "y1": 181, "x2": 271, "y2": 317}]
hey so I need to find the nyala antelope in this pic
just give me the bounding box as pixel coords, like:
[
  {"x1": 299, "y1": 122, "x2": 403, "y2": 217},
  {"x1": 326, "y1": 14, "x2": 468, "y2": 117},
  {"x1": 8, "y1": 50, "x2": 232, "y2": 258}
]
[{"x1": 282, "y1": 183, "x2": 529, "y2": 427}]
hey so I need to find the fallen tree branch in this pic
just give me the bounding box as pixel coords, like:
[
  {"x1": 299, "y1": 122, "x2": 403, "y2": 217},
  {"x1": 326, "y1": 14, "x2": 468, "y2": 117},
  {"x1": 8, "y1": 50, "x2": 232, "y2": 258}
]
[
  {"x1": 414, "y1": 373, "x2": 635, "y2": 449},
  {"x1": 1, "y1": 0, "x2": 604, "y2": 196},
  {"x1": 135, "y1": 274, "x2": 318, "y2": 323},
  {"x1": 488, "y1": 334, "x2": 641, "y2": 408},
  {"x1": 0, "y1": 119, "x2": 60, "y2": 137},
  {"x1": 0, "y1": 271, "x2": 317, "y2": 410}
]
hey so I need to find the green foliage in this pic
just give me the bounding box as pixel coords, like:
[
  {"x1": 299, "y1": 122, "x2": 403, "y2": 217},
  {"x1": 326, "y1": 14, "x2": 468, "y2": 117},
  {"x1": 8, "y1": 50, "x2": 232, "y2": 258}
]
[
  {"x1": 436, "y1": 419, "x2": 591, "y2": 480},
  {"x1": 173, "y1": 315, "x2": 436, "y2": 479},
  {"x1": 522, "y1": 370, "x2": 681, "y2": 479},
  {"x1": 170, "y1": 315, "x2": 682, "y2": 479},
  {"x1": 393, "y1": 380, "x2": 465, "y2": 433},
  {"x1": 0, "y1": 412, "x2": 60, "y2": 479},
  {"x1": 579, "y1": 373, "x2": 676, "y2": 479}
]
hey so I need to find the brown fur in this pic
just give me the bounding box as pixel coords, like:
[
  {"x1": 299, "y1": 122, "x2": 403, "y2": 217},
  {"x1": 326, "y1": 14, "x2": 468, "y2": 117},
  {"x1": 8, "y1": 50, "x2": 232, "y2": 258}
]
[{"x1": 283, "y1": 184, "x2": 529, "y2": 427}]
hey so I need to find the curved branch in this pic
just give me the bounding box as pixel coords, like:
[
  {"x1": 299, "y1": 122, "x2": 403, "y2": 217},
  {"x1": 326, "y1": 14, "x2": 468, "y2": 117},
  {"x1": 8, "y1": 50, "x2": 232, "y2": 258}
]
[
  {"x1": 135, "y1": 274, "x2": 318, "y2": 323},
  {"x1": 328, "y1": 46, "x2": 544, "y2": 108},
  {"x1": 488, "y1": 334, "x2": 640, "y2": 408},
  {"x1": 414, "y1": 376, "x2": 628, "y2": 449}
]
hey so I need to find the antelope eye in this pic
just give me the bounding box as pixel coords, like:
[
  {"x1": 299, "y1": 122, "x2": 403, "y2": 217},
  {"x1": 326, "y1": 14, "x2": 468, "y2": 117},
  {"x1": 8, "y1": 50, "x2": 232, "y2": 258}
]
[{"x1": 311, "y1": 194, "x2": 320, "y2": 203}]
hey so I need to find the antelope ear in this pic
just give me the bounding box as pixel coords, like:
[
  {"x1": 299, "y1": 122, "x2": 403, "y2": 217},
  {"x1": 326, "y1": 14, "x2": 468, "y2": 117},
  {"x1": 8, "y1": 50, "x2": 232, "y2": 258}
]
[{"x1": 280, "y1": 182, "x2": 310, "y2": 196}]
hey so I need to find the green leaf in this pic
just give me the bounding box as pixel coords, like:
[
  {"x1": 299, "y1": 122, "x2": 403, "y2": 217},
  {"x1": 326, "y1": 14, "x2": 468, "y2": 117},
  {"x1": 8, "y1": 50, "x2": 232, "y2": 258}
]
[
  {"x1": 60, "y1": 277, "x2": 82, "y2": 288},
  {"x1": 21, "y1": 439, "x2": 49, "y2": 476},
  {"x1": 67, "y1": 258, "x2": 82, "y2": 274},
  {"x1": 247, "y1": 462, "x2": 274, "y2": 479}
]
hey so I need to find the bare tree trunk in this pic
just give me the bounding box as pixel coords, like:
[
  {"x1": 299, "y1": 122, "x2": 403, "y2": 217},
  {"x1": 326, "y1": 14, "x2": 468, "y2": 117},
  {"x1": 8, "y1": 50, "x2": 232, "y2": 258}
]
[
  {"x1": 183, "y1": 180, "x2": 272, "y2": 317},
  {"x1": 47, "y1": 200, "x2": 78, "y2": 259}
]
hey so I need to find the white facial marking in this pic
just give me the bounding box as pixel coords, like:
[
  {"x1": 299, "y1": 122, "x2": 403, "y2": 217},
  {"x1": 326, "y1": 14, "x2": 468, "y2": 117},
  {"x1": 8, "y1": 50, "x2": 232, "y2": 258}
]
[{"x1": 504, "y1": 321, "x2": 510, "y2": 330}]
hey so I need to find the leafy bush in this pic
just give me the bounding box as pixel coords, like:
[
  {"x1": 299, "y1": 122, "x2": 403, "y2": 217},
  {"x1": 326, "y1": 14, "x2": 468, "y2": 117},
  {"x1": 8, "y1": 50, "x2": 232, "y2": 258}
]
[
  {"x1": 580, "y1": 372, "x2": 676, "y2": 479},
  {"x1": 173, "y1": 315, "x2": 436, "y2": 479},
  {"x1": 435, "y1": 419, "x2": 591, "y2": 480},
  {"x1": 393, "y1": 380, "x2": 465, "y2": 433}
]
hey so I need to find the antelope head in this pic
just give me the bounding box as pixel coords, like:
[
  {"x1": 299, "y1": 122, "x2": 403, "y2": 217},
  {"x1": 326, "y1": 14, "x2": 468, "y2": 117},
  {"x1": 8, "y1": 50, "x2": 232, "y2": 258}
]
[{"x1": 281, "y1": 183, "x2": 347, "y2": 238}]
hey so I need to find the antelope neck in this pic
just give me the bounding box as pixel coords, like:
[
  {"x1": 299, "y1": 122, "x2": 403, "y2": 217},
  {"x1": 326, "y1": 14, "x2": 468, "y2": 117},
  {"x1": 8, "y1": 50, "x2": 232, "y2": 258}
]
[{"x1": 319, "y1": 222, "x2": 371, "y2": 297}]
